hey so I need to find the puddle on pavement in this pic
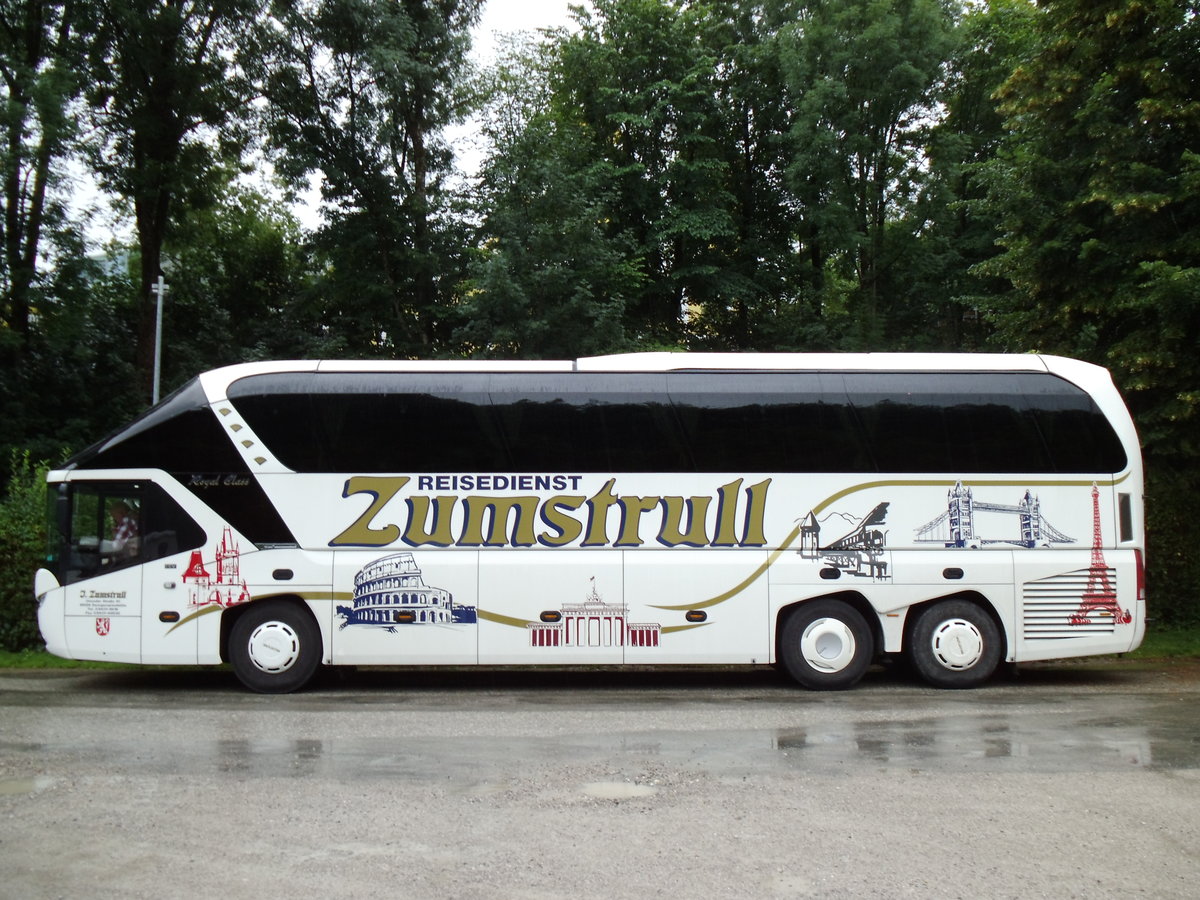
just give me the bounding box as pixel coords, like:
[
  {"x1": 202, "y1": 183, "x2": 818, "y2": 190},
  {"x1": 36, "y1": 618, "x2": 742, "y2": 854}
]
[
  {"x1": 580, "y1": 781, "x2": 658, "y2": 799},
  {"x1": 0, "y1": 776, "x2": 53, "y2": 796},
  {"x1": 5, "y1": 695, "x2": 1199, "y2": 782}
]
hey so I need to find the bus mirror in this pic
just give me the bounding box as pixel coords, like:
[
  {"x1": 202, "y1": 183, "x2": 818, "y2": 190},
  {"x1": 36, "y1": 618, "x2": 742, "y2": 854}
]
[{"x1": 34, "y1": 567, "x2": 60, "y2": 601}]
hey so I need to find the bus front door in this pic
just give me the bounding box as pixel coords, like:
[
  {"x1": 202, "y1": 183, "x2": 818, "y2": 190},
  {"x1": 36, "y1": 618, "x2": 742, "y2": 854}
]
[{"x1": 60, "y1": 483, "x2": 145, "y2": 663}]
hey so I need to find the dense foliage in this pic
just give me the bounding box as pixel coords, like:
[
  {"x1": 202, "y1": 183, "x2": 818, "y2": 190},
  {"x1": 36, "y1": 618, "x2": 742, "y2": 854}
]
[
  {"x1": 0, "y1": 453, "x2": 49, "y2": 651},
  {"x1": 1, "y1": 0, "x2": 1197, "y2": 647}
]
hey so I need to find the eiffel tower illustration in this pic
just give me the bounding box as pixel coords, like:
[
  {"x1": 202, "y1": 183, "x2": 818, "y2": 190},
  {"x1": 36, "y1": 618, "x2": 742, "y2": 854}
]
[{"x1": 1070, "y1": 484, "x2": 1132, "y2": 626}]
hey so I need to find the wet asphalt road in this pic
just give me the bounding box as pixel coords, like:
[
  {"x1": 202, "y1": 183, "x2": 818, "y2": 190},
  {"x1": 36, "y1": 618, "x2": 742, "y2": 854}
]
[{"x1": 2, "y1": 661, "x2": 1199, "y2": 898}]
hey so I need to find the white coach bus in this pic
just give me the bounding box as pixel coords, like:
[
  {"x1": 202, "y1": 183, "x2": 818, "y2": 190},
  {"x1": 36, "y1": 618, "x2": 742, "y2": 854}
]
[{"x1": 34, "y1": 353, "x2": 1145, "y2": 693}]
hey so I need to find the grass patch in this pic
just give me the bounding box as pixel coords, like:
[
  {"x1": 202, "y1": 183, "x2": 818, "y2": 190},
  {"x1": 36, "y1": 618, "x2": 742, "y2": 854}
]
[
  {"x1": 1126, "y1": 625, "x2": 1200, "y2": 659},
  {"x1": 0, "y1": 649, "x2": 137, "y2": 669}
]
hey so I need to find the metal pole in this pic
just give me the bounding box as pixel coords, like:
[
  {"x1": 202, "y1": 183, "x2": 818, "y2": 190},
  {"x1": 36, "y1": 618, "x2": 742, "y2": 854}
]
[{"x1": 152, "y1": 275, "x2": 166, "y2": 405}]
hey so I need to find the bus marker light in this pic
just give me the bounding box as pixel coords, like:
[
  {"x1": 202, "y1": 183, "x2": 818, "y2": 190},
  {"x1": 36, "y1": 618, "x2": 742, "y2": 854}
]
[
  {"x1": 540, "y1": 610, "x2": 562, "y2": 623},
  {"x1": 685, "y1": 610, "x2": 707, "y2": 623},
  {"x1": 159, "y1": 611, "x2": 181, "y2": 623}
]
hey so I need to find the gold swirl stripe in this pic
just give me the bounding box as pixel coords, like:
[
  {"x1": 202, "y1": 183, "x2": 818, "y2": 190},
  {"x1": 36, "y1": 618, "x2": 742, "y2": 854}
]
[
  {"x1": 649, "y1": 525, "x2": 803, "y2": 612},
  {"x1": 164, "y1": 603, "x2": 223, "y2": 635},
  {"x1": 477, "y1": 608, "x2": 534, "y2": 628}
]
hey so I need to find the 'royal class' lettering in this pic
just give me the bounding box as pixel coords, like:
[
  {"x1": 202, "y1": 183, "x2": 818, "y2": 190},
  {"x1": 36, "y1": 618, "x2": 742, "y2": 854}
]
[{"x1": 329, "y1": 476, "x2": 773, "y2": 549}]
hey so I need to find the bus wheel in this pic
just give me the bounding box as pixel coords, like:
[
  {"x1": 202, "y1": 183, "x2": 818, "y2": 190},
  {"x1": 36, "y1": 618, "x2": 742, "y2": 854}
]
[
  {"x1": 779, "y1": 600, "x2": 873, "y2": 690},
  {"x1": 229, "y1": 601, "x2": 321, "y2": 693},
  {"x1": 908, "y1": 600, "x2": 1001, "y2": 689}
]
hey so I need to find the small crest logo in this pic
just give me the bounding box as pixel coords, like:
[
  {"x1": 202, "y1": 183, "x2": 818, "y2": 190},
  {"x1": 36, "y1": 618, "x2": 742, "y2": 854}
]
[{"x1": 96, "y1": 617, "x2": 111, "y2": 637}]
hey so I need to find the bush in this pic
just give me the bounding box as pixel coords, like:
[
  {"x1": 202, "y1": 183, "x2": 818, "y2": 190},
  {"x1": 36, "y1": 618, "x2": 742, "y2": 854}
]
[
  {"x1": 1144, "y1": 459, "x2": 1200, "y2": 628},
  {"x1": 0, "y1": 452, "x2": 50, "y2": 651}
]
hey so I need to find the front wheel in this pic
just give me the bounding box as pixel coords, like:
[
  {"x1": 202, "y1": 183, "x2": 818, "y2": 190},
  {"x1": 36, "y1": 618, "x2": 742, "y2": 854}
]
[
  {"x1": 229, "y1": 600, "x2": 322, "y2": 693},
  {"x1": 908, "y1": 600, "x2": 1002, "y2": 689},
  {"x1": 778, "y1": 600, "x2": 874, "y2": 690}
]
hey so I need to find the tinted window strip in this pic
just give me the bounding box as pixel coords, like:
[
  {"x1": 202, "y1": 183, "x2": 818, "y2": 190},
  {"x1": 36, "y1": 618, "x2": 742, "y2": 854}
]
[{"x1": 226, "y1": 371, "x2": 1127, "y2": 475}]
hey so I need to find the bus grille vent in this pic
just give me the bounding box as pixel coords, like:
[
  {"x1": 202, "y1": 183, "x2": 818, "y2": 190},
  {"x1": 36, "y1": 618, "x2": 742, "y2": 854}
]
[{"x1": 1022, "y1": 567, "x2": 1118, "y2": 640}]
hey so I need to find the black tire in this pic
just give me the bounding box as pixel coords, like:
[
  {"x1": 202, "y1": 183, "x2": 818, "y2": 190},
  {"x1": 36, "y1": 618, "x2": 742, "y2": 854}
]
[
  {"x1": 229, "y1": 600, "x2": 322, "y2": 693},
  {"x1": 778, "y1": 599, "x2": 874, "y2": 690},
  {"x1": 907, "y1": 599, "x2": 1002, "y2": 689}
]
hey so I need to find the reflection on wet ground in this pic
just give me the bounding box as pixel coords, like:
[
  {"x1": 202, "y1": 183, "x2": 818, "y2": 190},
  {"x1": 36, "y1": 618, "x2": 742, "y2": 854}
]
[
  {"x1": 2, "y1": 716, "x2": 1191, "y2": 784},
  {"x1": 773, "y1": 711, "x2": 1186, "y2": 771},
  {"x1": 3, "y1": 663, "x2": 1199, "y2": 781}
]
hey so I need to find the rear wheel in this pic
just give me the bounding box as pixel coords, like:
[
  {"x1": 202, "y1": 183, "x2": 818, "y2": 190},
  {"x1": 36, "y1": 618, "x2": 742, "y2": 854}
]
[
  {"x1": 778, "y1": 600, "x2": 874, "y2": 690},
  {"x1": 908, "y1": 600, "x2": 1001, "y2": 689},
  {"x1": 229, "y1": 600, "x2": 321, "y2": 693}
]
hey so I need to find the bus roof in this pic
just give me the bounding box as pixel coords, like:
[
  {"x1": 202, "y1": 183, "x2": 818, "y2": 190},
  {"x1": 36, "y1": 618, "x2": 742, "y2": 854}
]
[
  {"x1": 574, "y1": 351, "x2": 1057, "y2": 372},
  {"x1": 194, "y1": 352, "x2": 1112, "y2": 400}
]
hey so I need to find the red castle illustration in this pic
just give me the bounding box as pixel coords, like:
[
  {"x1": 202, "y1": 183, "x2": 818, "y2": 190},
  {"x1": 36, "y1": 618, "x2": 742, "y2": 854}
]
[{"x1": 182, "y1": 527, "x2": 250, "y2": 609}]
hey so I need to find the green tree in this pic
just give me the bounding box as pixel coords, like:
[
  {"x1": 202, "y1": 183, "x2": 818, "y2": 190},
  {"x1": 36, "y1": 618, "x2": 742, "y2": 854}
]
[
  {"x1": 455, "y1": 35, "x2": 640, "y2": 358},
  {"x1": 83, "y1": 0, "x2": 269, "y2": 401},
  {"x1": 0, "y1": 451, "x2": 49, "y2": 651},
  {"x1": 981, "y1": 0, "x2": 1200, "y2": 458},
  {"x1": 263, "y1": 0, "x2": 482, "y2": 357},
  {"x1": 1, "y1": 237, "x2": 142, "y2": 463},
  {"x1": 893, "y1": 0, "x2": 1038, "y2": 349},
  {"x1": 158, "y1": 178, "x2": 316, "y2": 383},
  {"x1": 0, "y1": 0, "x2": 82, "y2": 355},
  {"x1": 683, "y1": 0, "x2": 819, "y2": 350},
  {"x1": 551, "y1": 0, "x2": 736, "y2": 347},
  {"x1": 781, "y1": 0, "x2": 958, "y2": 347}
]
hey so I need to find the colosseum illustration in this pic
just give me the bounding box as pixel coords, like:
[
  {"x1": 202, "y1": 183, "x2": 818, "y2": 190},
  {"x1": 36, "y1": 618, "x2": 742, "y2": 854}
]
[{"x1": 338, "y1": 551, "x2": 476, "y2": 629}]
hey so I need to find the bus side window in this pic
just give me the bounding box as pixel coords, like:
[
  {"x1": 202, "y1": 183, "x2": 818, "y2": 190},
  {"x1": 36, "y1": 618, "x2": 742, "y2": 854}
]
[
  {"x1": 668, "y1": 373, "x2": 869, "y2": 474},
  {"x1": 67, "y1": 490, "x2": 104, "y2": 582},
  {"x1": 139, "y1": 483, "x2": 205, "y2": 562},
  {"x1": 64, "y1": 483, "x2": 205, "y2": 585},
  {"x1": 107, "y1": 495, "x2": 141, "y2": 559},
  {"x1": 489, "y1": 373, "x2": 683, "y2": 473},
  {"x1": 63, "y1": 485, "x2": 142, "y2": 581}
]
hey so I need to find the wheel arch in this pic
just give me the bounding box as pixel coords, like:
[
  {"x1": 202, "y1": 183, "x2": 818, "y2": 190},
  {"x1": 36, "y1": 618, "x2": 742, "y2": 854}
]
[
  {"x1": 220, "y1": 594, "x2": 321, "y2": 665},
  {"x1": 901, "y1": 590, "x2": 1009, "y2": 662},
  {"x1": 774, "y1": 591, "x2": 882, "y2": 665}
]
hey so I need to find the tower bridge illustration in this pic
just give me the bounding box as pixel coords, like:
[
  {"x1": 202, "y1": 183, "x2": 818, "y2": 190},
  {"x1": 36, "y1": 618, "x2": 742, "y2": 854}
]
[
  {"x1": 799, "y1": 502, "x2": 890, "y2": 580},
  {"x1": 915, "y1": 482, "x2": 1075, "y2": 549}
]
